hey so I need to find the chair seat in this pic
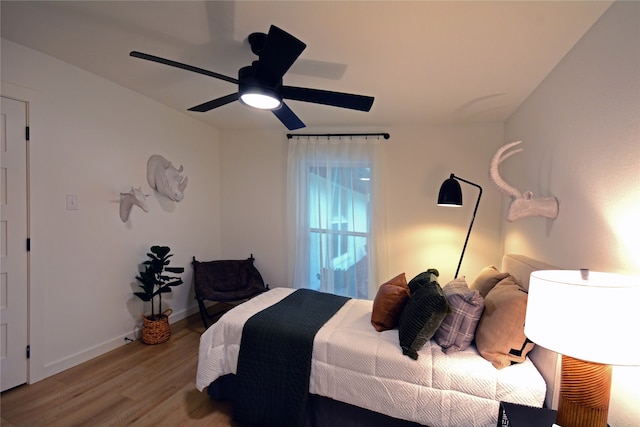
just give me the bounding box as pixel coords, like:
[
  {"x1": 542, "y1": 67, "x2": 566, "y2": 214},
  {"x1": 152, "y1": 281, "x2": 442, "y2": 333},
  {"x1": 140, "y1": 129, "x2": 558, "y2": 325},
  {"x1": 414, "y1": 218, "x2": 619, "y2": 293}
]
[{"x1": 192, "y1": 254, "x2": 269, "y2": 328}]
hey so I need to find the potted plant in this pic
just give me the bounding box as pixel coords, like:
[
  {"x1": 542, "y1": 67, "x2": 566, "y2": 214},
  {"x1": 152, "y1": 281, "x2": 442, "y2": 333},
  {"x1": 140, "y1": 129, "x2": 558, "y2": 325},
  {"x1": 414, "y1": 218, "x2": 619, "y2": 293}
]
[{"x1": 134, "y1": 245, "x2": 184, "y2": 344}]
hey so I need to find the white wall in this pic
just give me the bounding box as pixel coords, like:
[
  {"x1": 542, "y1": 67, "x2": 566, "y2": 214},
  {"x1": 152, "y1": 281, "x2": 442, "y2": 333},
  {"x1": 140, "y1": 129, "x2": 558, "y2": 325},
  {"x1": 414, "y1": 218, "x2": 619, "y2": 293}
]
[
  {"x1": 383, "y1": 124, "x2": 505, "y2": 283},
  {"x1": 220, "y1": 123, "x2": 506, "y2": 290},
  {"x1": 1, "y1": 39, "x2": 222, "y2": 382},
  {"x1": 218, "y1": 129, "x2": 288, "y2": 288},
  {"x1": 503, "y1": 2, "x2": 640, "y2": 426}
]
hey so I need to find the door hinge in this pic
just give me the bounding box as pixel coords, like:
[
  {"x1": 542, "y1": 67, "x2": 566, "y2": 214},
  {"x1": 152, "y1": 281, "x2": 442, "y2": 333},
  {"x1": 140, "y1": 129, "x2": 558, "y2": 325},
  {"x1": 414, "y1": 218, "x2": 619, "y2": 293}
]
[
  {"x1": 26, "y1": 238, "x2": 31, "y2": 252},
  {"x1": 25, "y1": 126, "x2": 30, "y2": 141},
  {"x1": 26, "y1": 345, "x2": 30, "y2": 359}
]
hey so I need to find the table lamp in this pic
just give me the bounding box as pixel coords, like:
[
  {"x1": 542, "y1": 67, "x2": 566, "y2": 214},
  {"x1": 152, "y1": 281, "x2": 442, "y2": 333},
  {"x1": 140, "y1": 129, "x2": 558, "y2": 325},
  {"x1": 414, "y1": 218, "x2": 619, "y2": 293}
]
[{"x1": 525, "y1": 269, "x2": 640, "y2": 427}]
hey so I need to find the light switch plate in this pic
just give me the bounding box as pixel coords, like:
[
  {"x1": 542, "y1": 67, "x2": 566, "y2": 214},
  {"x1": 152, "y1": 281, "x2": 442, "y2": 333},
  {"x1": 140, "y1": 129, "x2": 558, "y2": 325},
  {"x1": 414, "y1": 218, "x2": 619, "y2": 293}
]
[{"x1": 66, "y1": 194, "x2": 78, "y2": 210}]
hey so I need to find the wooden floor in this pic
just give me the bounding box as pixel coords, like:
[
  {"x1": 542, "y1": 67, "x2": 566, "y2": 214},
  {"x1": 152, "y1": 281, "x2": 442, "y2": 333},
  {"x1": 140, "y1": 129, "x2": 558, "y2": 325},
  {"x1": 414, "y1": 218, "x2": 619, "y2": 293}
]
[{"x1": 1, "y1": 312, "x2": 241, "y2": 427}]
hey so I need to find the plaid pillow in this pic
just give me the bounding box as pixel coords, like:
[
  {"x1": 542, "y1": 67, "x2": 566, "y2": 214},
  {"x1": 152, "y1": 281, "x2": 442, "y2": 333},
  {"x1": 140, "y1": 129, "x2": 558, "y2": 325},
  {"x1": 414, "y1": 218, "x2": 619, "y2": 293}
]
[{"x1": 434, "y1": 277, "x2": 484, "y2": 354}]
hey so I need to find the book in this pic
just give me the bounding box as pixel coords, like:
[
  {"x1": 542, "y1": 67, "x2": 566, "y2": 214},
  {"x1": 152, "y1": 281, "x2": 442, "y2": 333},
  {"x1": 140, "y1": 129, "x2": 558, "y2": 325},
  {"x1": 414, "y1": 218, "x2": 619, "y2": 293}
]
[{"x1": 497, "y1": 401, "x2": 557, "y2": 427}]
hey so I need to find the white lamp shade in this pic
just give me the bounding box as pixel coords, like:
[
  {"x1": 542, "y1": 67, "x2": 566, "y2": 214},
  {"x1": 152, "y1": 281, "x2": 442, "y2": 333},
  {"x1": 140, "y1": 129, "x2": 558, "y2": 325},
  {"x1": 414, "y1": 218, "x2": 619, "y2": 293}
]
[{"x1": 525, "y1": 270, "x2": 640, "y2": 366}]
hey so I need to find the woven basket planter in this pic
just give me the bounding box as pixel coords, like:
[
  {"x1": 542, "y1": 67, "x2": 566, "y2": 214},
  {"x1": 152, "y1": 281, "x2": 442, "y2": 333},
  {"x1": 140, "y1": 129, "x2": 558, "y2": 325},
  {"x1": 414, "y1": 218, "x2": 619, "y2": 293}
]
[{"x1": 141, "y1": 309, "x2": 172, "y2": 344}]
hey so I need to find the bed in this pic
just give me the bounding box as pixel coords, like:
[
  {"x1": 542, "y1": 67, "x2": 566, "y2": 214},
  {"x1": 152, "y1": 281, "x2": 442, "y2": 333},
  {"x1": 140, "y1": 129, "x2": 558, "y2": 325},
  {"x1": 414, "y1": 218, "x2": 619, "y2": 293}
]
[{"x1": 196, "y1": 254, "x2": 561, "y2": 427}]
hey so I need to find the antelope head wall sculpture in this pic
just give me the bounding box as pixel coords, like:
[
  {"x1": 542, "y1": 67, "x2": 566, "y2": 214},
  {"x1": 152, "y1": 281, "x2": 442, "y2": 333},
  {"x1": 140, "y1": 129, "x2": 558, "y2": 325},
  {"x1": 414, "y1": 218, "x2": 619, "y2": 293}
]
[
  {"x1": 489, "y1": 141, "x2": 558, "y2": 222},
  {"x1": 119, "y1": 186, "x2": 149, "y2": 222}
]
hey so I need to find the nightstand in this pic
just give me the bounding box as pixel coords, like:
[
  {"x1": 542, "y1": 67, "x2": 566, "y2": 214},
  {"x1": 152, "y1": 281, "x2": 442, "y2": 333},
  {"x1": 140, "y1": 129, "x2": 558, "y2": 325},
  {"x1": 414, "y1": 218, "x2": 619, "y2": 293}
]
[{"x1": 497, "y1": 401, "x2": 557, "y2": 427}]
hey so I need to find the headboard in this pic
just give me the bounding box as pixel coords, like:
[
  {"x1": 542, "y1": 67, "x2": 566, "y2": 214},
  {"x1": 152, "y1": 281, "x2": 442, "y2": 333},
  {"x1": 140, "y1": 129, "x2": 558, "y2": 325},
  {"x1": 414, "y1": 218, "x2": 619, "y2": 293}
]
[{"x1": 501, "y1": 254, "x2": 561, "y2": 410}]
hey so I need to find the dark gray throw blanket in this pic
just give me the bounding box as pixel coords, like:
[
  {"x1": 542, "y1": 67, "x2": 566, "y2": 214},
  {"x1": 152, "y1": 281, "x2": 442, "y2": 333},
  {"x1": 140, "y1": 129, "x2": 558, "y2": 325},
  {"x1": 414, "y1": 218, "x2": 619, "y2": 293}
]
[{"x1": 234, "y1": 289, "x2": 350, "y2": 427}]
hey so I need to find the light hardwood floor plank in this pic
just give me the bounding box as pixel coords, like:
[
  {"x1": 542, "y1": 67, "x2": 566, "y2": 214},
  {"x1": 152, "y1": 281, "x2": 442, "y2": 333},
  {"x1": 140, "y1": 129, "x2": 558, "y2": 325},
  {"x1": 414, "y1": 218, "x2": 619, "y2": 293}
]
[{"x1": 1, "y1": 313, "x2": 241, "y2": 427}]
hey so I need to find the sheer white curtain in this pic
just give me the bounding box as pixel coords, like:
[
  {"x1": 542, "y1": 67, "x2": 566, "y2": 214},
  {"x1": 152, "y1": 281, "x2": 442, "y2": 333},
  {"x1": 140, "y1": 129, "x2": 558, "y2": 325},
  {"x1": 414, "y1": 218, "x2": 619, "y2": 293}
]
[{"x1": 286, "y1": 135, "x2": 387, "y2": 299}]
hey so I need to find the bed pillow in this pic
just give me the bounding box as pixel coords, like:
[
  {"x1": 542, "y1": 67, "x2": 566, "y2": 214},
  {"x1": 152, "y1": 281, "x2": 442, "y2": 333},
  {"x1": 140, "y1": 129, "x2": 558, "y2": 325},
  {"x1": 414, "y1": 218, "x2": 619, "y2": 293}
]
[
  {"x1": 434, "y1": 277, "x2": 484, "y2": 354},
  {"x1": 398, "y1": 271, "x2": 450, "y2": 360},
  {"x1": 469, "y1": 265, "x2": 510, "y2": 298},
  {"x1": 406, "y1": 268, "x2": 440, "y2": 294},
  {"x1": 371, "y1": 273, "x2": 410, "y2": 332},
  {"x1": 474, "y1": 275, "x2": 535, "y2": 369}
]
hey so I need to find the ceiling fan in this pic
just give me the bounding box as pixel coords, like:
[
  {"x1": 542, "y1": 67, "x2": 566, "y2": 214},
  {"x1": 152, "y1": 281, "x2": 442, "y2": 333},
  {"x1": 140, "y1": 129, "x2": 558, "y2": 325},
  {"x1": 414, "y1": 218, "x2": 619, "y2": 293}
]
[{"x1": 130, "y1": 25, "x2": 375, "y2": 130}]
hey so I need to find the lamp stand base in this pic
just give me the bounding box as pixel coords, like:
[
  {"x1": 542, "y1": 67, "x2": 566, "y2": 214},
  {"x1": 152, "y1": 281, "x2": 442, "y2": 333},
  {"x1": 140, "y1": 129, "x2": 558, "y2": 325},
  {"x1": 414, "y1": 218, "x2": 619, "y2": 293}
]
[{"x1": 557, "y1": 355, "x2": 612, "y2": 427}]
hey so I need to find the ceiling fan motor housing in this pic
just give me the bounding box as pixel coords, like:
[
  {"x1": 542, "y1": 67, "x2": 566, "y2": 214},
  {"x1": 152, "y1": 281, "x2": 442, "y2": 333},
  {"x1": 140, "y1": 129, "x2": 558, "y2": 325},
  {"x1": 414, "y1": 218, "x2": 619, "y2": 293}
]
[{"x1": 238, "y1": 63, "x2": 282, "y2": 109}]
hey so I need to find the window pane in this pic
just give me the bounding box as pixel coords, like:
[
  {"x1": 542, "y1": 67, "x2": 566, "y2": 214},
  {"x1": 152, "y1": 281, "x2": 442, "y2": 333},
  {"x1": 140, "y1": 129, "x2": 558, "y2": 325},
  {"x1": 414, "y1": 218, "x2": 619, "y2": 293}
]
[{"x1": 308, "y1": 164, "x2": 370, "y2": 297}]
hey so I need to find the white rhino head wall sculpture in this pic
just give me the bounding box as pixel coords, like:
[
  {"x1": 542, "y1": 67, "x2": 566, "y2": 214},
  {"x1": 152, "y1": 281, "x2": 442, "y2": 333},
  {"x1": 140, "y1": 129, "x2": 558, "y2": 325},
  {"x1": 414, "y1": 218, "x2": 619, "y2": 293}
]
[{"x1": 147, "y1": 155, "x2": 189, "y2": 202}]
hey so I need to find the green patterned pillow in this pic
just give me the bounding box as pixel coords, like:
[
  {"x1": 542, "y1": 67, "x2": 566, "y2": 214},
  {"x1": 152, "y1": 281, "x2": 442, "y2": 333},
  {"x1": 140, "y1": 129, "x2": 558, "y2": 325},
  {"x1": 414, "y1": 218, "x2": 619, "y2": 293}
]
[
  {"x1": 406, "y1": 268, "x2": 440, "y2": 294},
  {"x1": 398, "y1": 271, "x2": 450, "y2": 360}
]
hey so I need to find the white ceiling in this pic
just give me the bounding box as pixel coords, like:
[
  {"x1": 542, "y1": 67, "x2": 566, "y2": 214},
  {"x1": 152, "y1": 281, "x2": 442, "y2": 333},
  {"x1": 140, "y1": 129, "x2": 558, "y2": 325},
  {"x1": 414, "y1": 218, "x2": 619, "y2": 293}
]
[{"x1": 1, "y1": 1, "x2": 612, "y2": 131}]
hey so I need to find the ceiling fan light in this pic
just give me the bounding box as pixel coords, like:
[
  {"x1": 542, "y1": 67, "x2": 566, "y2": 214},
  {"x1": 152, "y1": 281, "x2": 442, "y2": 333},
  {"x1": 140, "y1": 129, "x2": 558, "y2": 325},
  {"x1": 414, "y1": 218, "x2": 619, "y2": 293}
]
[{"x1": 240, "y1": 92, "x2": 281, "y2": 110}]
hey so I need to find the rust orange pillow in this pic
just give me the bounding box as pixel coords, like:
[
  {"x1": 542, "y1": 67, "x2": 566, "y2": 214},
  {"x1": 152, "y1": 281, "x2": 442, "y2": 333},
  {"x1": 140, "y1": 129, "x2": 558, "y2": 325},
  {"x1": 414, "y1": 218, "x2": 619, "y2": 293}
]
[{"x1": 371, "y1": 273, "x2": 410, "y2": 332}]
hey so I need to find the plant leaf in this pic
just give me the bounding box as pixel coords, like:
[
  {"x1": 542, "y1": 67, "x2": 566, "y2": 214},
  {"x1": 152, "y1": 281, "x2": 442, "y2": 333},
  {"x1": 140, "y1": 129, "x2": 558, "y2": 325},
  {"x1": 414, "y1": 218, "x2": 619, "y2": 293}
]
[
  {"x1": 152, "y1": 246, "x2": 171, "y2": 259},
  {"x1": 134, "y1": 292, "x2": 152, "y2": 301},
  {"x1": 166, "y1": 279, "x2": 183, "y2": 287}
]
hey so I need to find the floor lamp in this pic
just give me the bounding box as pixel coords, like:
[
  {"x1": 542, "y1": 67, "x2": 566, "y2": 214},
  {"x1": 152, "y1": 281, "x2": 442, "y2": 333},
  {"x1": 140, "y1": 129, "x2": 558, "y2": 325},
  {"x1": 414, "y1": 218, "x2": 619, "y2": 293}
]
[
  {"x1": 437, "y1": 173, "x2": 482, "y2": 278},
  {"x1": 526, "y1": 270, "x2": 640, "y2": 427}
]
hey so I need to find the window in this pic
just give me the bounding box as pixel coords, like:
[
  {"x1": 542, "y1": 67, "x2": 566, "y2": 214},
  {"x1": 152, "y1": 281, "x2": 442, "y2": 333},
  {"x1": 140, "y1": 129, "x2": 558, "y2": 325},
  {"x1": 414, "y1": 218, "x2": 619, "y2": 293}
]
[
  {"x1": 287, "y1": 136, "x2": 386, "y2": 299},
  {"x1": 308, "y1": 165, "x2": 370, "y2": 297}
]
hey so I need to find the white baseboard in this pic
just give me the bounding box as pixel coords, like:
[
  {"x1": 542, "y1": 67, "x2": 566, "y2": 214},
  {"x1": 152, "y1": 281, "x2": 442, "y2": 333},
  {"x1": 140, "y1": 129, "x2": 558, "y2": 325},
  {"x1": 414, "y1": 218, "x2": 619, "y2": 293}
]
[{"x1": 41, "y1": 305, "x2": 201, "y2": 380}]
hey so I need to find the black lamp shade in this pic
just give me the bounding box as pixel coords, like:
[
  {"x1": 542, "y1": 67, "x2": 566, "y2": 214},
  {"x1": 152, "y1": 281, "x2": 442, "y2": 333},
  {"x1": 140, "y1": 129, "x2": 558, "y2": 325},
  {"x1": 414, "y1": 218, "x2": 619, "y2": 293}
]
[{"x1": 438, "y1": 175, "x2": 463, "y2": 206}]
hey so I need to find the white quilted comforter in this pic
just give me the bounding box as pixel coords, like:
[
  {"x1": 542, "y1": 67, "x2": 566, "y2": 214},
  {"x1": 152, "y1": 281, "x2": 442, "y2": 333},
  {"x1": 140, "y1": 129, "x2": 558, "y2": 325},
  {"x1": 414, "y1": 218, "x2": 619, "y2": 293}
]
[{"x1": 196, "y1": 287, "x2": 546, "y2": 427}]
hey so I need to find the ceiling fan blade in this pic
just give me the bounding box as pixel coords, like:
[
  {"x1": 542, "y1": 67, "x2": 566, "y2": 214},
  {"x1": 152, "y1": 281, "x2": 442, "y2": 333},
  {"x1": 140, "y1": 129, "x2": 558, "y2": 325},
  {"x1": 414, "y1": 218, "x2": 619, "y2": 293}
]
[
  {"x1": 281, "y1": 86, "x2": 374, "y2": 112},
  {"x1": 188, "y1": 93, "x2": 240, "y2": 112},
  {"x1": 255, "y1": 25, "x2": 306, "y2": 87},
  {"x1": 273, "y1": 102, "x2": 305, "y2": 130},
  {"x1": 130, "y1": 51, "x2": 238, "y2": 85}
]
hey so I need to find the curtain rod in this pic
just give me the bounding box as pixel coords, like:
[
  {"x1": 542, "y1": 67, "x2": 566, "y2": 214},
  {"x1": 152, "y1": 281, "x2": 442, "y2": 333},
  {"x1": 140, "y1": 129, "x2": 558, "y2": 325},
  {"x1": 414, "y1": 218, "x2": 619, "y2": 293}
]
[{"x1": 286, "y1": 132, "x2": 390, "y2": 140}]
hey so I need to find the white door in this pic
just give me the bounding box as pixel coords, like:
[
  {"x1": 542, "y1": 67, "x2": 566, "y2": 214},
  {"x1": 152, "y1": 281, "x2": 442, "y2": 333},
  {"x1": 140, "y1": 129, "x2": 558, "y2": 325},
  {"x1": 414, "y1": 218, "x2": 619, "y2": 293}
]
[{"x1": 0, "y1": 96, "x2": 29, "y2": 391}]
